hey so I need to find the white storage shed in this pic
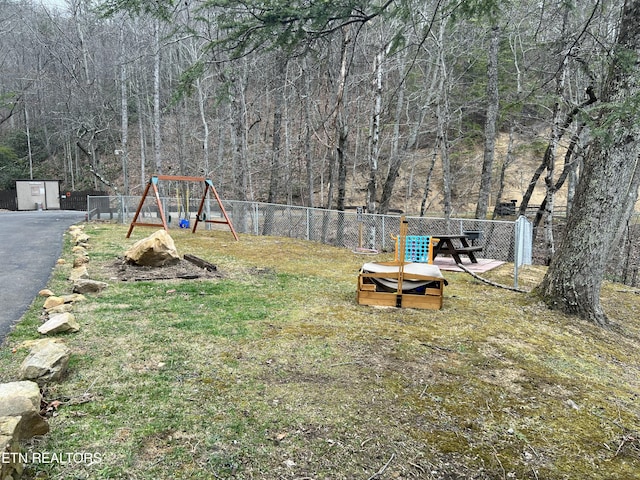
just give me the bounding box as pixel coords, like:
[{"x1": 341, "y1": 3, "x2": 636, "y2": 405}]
[{"x1": 15, "y1": 180, "x2": 61, "y2": 211}]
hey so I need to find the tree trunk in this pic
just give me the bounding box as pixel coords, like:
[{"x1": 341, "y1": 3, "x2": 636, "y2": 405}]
[
  {"x1": 541, "y1": 4, "x2": 572, "y2": 263},
  {"x1": 379, "y1": 62, "x2": 405, "y2": 215},
  {"x1": 153, "y1": 19, "x2": 162, "y2": 176},
  {"x1": 492, "y1": 125, "x2": 516, "y2": 219},
  {"x1": 119, "y1": 23, "x2": 129, "y2": 196},
  {"x1": 366, "y1": 46, "x2": 383, "y2": 214},
  {"x1": 324, "y1": 27, "x2": 352, "y2": 245},
  {"x1": 264, "y1": 57, "x2": 287, "y2": 235},
  {"x1": 475, "y1": 25, "x2": 500, "y2": 220},
  {"x1": 196, "y1": 76, "x2": 210, "y2": 176},
  {"x1": 533, "y1": 122, "x2": 586, "y2": 229},
  {"x1": 436, "y1": 21, "x2": 452, "y2": 222},
  {"x1": 518, "y1": 154, "x2": 548, "y2": 216},
  {"x1": 136, "y1": 80, "x2": 147, "y2": 193},
  {"x1": 335, "y1": 28, "x2": 351, "y2": 213},
  {"x1": 519, "y1": 85, "x2": 598, "y2": 216},
  {"x1": 536, "y1": 0, "x2": 640, "y2": 326},
  {"x1": 406, "y1": 57, "x2": 438, "y2": 205},
  {"x1": 541, "y1": 64, "x2": 567, "y2": 263},
  {"x1": 24, "y1": 104, "x2": 33, "y2": 179},
  {"x1": 267, "y1": 57, "x2": 286, "y2": 206},
  {"x1": 230, "y1": 69, "x2": 251, "y2": 202},
  {"x1": 420, "y1": 148, "x2": 438, "y2": 217},
  {"x1": 302, "y1": 57, "x2": 314, "y2": 208}
]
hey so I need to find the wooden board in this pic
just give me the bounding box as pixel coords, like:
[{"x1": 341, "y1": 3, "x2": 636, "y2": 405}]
[{"x1": 183, "y1": 253, "x2": 218, "y2": 272}]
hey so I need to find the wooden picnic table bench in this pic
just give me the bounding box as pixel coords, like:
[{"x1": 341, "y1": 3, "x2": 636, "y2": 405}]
[{"x1": 432, "y1": 234, "x2": 483, "y2": 264}]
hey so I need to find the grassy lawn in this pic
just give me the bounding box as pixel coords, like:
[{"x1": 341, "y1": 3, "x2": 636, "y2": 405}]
[{"x1": 2, "y1": 223, "x2": 640, "y2": 479}]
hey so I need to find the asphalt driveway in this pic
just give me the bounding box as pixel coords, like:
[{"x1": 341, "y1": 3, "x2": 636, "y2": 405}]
[{"x1": 0, "y1": 210, "x2": 86, "y2": 342}]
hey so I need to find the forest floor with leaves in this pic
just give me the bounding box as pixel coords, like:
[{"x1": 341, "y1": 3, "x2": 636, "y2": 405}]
[{"x1": 1, "y1": 223, "x2": 640, "y2": 479}]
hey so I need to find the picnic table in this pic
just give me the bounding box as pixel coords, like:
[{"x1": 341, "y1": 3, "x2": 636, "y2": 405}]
[{"x1": 432, "y1": 234, "x2": 483, "y2": 264}]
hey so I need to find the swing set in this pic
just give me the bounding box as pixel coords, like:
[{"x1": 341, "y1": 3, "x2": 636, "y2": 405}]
[{"x1": 126, "y1": 175, "x2": 238, "y2": 241}]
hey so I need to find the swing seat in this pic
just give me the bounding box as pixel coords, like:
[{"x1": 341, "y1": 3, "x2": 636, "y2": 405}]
[{"x1": 179, "y1": 218, "x2": 190, "y2": 229}]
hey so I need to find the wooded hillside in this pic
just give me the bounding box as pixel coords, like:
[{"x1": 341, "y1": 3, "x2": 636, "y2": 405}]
[{"x1": 1, "y1": 0, "x2": 619, "y2": 218}]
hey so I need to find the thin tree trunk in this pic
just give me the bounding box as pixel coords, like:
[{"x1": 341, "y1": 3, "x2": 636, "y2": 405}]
[
  {"x1": 533, "y1": 122, "x2": 586, "y2": 229},
  {"x1": 178, "y1": 98, "x2": 189, "y2": 213},
  {"x1": 136, "y1": 84, "x2": 147, "y2": 192},
  {"x1": 406, "y1": 60, "x2": 438, "y2": 205},
  {"x1": 420, "y1": 148, "x2": 438, "y2": 217},
  {"x1": 196, "y1": 77, "x2": 210, "y2": 176},
  {"x1": 302, "y1": 58, "x2": 314, "y2": 208},
  {"x1": 216, "y1": 119, "x2": 226, "y2": 186},
  {"x1": 476, "y1": 25, "x2": 500, "y2": 220},
  {"x1": 366, "y1": 45, "x2": 383, "y2": 214},
  {"x1": 379, "y1": 63, "x2": 405, "y2": 215},
  {"x1": 264, "y1": 57, "x2": 287, "y2": 235},
  {"x1": 24, "y1": 104, "x2": 33, "y2": 179},
  {"x1": 541, "y1": 64, "x2": 567, "y2": 263},
  {"x1": 153, "y1": 19, "x2": 162, "y2": 176},
  {"x1": 519, "y1": 85, "x2": 597, "y2": 216},
  {"x1": 541, "y1": 5, "x2": 573, "y2": 263},
  {"x1": 323, "y1": 28, "x2": 351, "y2": 244},
  {"x1": 72, "y1": 0, "x2": 92, "y2": 86},
  {"x1": 119, "y1": 23, "x2": 130, "y2": 196},
  {"x1": 267, "y1": 57, "x2": 286, "y2": 206},
  {"x1": 492, "y1": 125, "x2": 516, "y2": 219},
  {"x1": 436, "y1": 22, "x2": 452, "y2": 222},
  {"x1": 336, "y1": 25, "x2": 351, "y2": 215},
  {"x1": 230, "y1": 70, "x2": 251, "y2": 202},
  {"x1": 66, "y1": 139, "x2": 75, "y2": 190}
]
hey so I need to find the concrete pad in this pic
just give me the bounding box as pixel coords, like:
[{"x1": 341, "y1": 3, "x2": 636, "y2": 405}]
[{"x1": 434, "y1": 257, "x2": 505, "y2": 273}]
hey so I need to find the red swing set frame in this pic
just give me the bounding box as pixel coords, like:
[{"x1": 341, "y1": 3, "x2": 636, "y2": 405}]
[{"x1": 126, "y1": 175, "x2": 238, "y2": 241}]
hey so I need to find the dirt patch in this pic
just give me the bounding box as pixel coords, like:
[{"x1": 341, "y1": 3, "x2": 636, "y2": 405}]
[{"x1": 103, "y1": 256, "x2": 224, "y2": 282}]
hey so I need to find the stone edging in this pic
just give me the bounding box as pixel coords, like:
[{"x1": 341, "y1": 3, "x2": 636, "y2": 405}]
[{"x1": 0, "y1": 224, "x2": 108, "y2": 480}]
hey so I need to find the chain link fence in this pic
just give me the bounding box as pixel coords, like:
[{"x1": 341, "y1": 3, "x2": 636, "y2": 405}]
[
  {"x1": 87, "y1": 196, "x2": 519, "y2": 262},
  {"x1": 86, "y1": 195, "x2": 640, "y2": 286}
]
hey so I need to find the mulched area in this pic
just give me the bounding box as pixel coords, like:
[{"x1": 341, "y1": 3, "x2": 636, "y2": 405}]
[{"x1": 104, "y1": 256, "x2": 223, "y2": 282}]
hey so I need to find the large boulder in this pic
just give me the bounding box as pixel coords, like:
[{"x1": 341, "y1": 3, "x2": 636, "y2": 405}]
[
  {"x1": 19, "y1": 339, "x2": 71, "y2": 384},
  {"x1": 0, "y1": 381, "x2": 49, "y2": 441},
  {"x1": 124, "y1": 230, "x2": 180, "y2": 267}
]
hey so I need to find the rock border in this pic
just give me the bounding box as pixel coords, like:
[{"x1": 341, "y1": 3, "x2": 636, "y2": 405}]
[{"x1": 0, "y1": 224, "x2": 108, "y2": 480}]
